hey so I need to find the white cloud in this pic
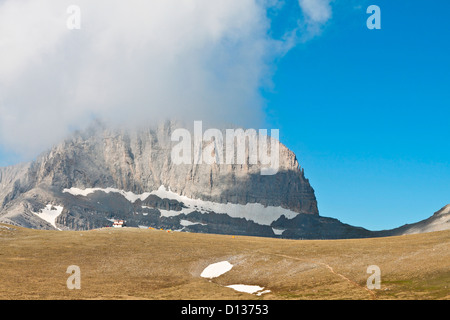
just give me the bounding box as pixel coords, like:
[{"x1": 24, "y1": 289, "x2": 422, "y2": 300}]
[
  {"x1": 0, "y1": 0, "x2": 334, "y2": 158},
  {"x1": 298, "y1": 0, "x2": 332, "y2": 23}
]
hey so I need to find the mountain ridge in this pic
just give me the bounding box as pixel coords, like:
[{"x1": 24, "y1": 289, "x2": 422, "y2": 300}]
[{"x1": 0, "y1": 121, "x2": 448, "y2": 239}]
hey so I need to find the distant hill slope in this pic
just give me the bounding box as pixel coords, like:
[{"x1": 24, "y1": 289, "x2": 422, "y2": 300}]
[{"x1": 377, "y1": 204, "x2": 450, "y2": 237}]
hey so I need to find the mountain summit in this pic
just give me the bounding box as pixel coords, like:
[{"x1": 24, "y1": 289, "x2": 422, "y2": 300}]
[{"x1": 0, "y1": 121, "x2": 319, "y2": 235}]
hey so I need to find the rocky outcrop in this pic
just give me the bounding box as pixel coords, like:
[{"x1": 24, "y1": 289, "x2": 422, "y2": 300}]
[{"x1": 0, "y1": 163, "x2": 31, "y2": 208}]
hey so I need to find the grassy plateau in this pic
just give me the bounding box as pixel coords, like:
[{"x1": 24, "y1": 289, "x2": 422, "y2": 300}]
[{"x1": 0, "y1": 223, "x2": 448, "y2": 300}]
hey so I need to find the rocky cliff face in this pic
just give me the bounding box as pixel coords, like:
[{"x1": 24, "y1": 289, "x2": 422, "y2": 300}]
[{"x1": 19, "y1": 120, "x2": 318, "y2": 214}]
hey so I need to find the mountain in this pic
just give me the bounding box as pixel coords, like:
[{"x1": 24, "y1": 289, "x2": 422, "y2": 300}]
[
  {"x1": 0, "y1": 121, "x2": 448, "y2": 239},
  {"x1": 0, "y1": 121, "x2": 318, "y2": 235},
  {"x1": 376, "y1": 204, "x2": 450, "y2": 237}
]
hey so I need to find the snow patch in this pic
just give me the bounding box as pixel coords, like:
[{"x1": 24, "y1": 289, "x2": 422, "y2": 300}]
[
  {"x1": 180, "y1": 219, "x2": 207, "y2": 227},
  {"x1": 63, "y1": 187, "x2": 151, "y2": 203},
  {"x1": 256, "y1": 289, "x2": 271, "y2": 296},
  {"x1": 151, "y1": 186, "x2": 300, "y2": 225},
  {"x1": 63, "y1": 185, "x2": 300, "y2": 226},
  {"x1": 225, "y1": 284, "x2": 271, "y2": 295},
  {"x1": 159, "y1": 209, "x2": 183, "y2": 218},
  {"x1": 32, "y1": 205, "x2": 63, "y2": 230},
  {"x1": 199, "y1": 260, "x2": 271, "y2": 296},
  {"x1": 200, "y1": 261, "x2": 233, "y2": 279},
  {"x1": 150, "y1": 186, "x2": 300, "y2": 225},
  {"x1": 272, "y1": 228, "x2": 285, "y2": 235},
  {"x1": 225, "y1": 284, "x2": 264, "y2": 294}
]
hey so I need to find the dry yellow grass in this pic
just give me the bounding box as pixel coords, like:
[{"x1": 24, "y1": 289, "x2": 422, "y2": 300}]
[{"x1": 0, "y1": 224, "x2": 448, "y2": 300}]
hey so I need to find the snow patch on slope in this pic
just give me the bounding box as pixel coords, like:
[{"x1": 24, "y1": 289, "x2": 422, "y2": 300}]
[
  {"x1": 226, "y1": 284, "x2": 267, "y2": 295},
  {"x1": 63, "y1": 185, "x2": 300, "y2": 226},
  {"x1": 180, "y1": 219, "x2": 207, "y2": 227},
  {"x1": 200, "y1": 261, "x2": 233, "y2": 279},
  {"x1": 200, "y1": 260, "x2": 270, "y2": 295},
  {"x1": 272, "y1": 227, "x2": 285, "y2": 235},
  {"x1": 32, "y1": 204, "x2": 63, "y2": 230},
  {"x1": 63, "y1": 187, "x2": 151, "y2": 203}
]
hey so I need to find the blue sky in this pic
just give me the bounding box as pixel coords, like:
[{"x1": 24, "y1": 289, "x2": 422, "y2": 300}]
[
  {"x1": 263, "y1": 0, "x2": 450, "y2": 230},
  {"x1": 0, "y1": 0, "x2": 448, "y2": 231}
]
